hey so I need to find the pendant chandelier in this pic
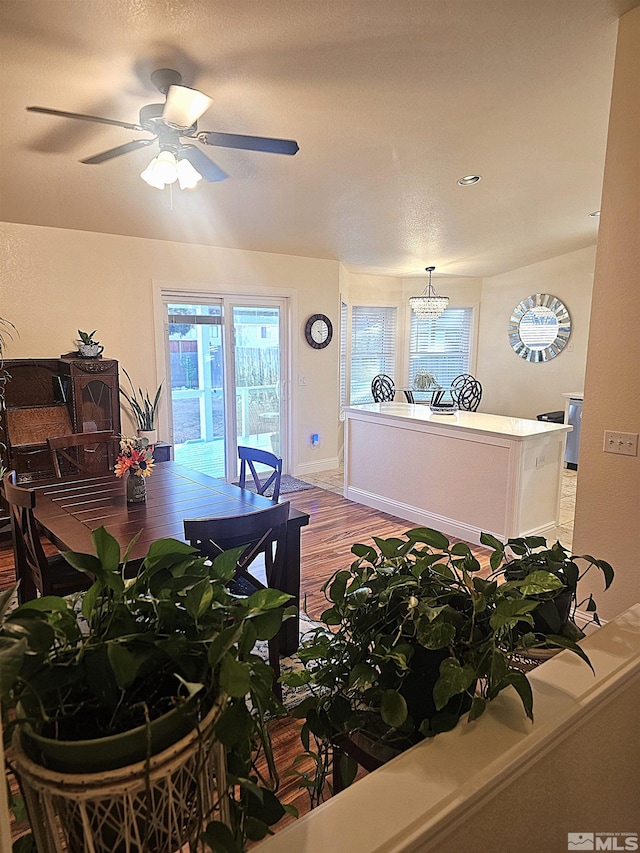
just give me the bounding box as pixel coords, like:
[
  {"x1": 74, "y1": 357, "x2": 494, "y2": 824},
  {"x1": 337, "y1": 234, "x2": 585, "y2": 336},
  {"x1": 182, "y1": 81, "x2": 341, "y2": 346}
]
[{"x1": 409, "y1": 266, "x2": 449, "y2": 319}]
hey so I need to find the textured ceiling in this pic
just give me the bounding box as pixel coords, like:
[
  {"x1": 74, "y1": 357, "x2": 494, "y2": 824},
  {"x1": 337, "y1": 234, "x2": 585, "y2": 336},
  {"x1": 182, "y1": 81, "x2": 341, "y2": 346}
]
[{"x1": 1, "y1": 0, "x2": 638, "y2": 278}]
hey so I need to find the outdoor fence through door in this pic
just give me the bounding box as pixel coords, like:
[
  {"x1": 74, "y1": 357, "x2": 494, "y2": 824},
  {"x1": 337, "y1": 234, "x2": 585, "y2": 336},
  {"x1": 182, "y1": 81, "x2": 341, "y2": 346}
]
[{"x1": 165, "y1": 299, "x2": 286, "y2": 480}]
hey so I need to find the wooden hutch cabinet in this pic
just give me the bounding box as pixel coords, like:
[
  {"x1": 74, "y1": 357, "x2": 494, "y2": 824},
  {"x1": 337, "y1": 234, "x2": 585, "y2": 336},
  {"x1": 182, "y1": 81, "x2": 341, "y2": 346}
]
[{"x1": 0, "y1": 357, "x2": 121, "y2": 481}]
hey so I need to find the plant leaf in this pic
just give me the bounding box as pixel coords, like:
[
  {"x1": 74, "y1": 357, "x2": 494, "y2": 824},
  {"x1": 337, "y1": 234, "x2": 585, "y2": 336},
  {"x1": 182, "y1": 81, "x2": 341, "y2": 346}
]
[
  {"x1": 184, "y1": 578, "x2": 213, "y2": 620},
  {"x1": 433, "y1": 658, "x2": 475, "y2": 710},
  {"x1": 380, "y1": 689, "x2": 407, "y2": 728},
  {"x1": 107, "y1": 642, "x2": 141, "y2": 690},
  {"x1": 219, "y1": 653, "x2": 251, "y2": 697},
  {"x1": 200, "y1": 821, "x2": 238, "y2": 853},
  {"x1": 504, "y1": 670, "x2": 534, "y2": 721}
]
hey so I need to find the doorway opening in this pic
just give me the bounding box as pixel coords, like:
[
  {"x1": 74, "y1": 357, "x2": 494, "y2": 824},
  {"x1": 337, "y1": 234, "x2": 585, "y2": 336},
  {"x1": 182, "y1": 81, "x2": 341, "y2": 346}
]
[{"x1": 164, "y1": 297, "x2": 288, "y2": 480}]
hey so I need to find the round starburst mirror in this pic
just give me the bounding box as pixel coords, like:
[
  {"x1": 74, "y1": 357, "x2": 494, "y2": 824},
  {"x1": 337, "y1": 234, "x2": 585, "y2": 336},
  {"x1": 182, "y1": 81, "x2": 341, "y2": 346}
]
[{"x1": 508, "y1": 294, "x2": 571, "y2": 362}]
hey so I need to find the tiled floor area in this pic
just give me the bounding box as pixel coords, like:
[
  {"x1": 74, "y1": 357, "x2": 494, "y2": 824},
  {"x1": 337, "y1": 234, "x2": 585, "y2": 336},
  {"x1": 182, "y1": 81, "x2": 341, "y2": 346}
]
[{"x1": 303, "y1": 466, "x2": 578, "y2": 548}]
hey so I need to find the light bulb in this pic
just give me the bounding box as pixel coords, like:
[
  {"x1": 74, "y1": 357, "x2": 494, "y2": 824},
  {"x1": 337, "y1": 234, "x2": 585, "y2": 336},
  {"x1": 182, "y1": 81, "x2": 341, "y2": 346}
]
[
  {"x1": 153, "y1": 151, "x2": 178, "y2": 184},
  {"x1": 176, "y1": 157, "x2": 203, "y2": 190},
  {"x1": 140, "y1": 157, "x2": 166, "y2": 189}
]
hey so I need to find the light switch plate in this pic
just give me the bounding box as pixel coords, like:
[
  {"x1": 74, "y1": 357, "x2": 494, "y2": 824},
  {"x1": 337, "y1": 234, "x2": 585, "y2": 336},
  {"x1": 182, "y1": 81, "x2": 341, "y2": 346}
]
[{"x1": 603, "y1": 431, "x2": 639, "y2": 456}]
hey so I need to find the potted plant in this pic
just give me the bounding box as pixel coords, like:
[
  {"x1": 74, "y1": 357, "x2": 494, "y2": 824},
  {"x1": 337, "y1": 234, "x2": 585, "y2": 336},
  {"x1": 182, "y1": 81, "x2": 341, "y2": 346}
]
[
  {"x1": 481, "y1": 533, "x2": 614, "y2": 648},
  {"x1": 120, "y1": 367, "x2": 163, "y2": 445},
  {"x1": 76, "y1": 329, "x2": 104, "y2": 358},
  {"x1": 285, "y1": 527, "x2": 609, "y2": 805},
  {"x1": 1, "y1": 527, "x2": 296, "y2": 851},
  {"x1": 413, "y1": 371, "x2": 440, "y2": 391}
]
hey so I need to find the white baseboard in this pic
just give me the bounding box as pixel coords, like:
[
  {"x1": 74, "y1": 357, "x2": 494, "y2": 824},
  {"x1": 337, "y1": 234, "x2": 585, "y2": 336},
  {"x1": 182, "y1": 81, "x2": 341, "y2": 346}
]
[
  {"x1": 345, "y1": 486, "x2": 488, "y2": 545},
  {"x1": 295, "y1": 456, "x2": 340, "y2": 476}
]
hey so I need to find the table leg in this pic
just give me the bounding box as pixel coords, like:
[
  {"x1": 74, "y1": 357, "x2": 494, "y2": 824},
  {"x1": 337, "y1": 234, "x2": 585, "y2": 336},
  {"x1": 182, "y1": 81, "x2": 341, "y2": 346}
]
[{"x1": 280, "y1": 523, "x2": 302, "y2": 655}]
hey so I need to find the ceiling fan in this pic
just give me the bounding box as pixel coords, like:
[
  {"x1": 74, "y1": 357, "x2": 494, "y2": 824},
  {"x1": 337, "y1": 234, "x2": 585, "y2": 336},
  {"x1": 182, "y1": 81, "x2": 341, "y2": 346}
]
[{"x1": 27, "y1": 68, "x2": 299, "y2": 188}]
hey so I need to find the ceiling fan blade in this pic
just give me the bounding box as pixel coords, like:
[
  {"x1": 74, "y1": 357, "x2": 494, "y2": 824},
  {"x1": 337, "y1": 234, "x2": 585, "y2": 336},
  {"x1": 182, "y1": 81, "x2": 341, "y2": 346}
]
[
  {"x1": 27, "y1": 106, "x2": 143, "y2": 132},
  {"x1": 196, "y1": 130, "x2": 299, "y2": 156},
  {"x1": 180, "y1": 145, "x2": 227, "y2": 182},
  {"x1": 81, "y1": 139, "x2": 154, "y2": 164}
]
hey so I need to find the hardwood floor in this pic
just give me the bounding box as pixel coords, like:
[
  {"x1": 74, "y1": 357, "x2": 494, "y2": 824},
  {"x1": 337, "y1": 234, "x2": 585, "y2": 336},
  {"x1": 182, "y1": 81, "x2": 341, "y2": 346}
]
[{"x1": 1, "y1": 485, "x2": 494, "y2": 843}]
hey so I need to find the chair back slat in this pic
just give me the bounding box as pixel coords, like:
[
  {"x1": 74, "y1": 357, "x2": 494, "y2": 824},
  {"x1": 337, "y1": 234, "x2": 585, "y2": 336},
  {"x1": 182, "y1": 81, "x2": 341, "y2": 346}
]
[
  {"x1": 184, "y1": 501, "x2": 290, "y2": 590},
  {"x1": 371, "y1": 374, "x2": 395, "y2": 402},
  {"x1": 450, "y1": 374, "x2": 483, "y2": 412},
  {"x1": 47, "y1": 431, "x2": 118, "y2": 477},
  {"x1": 184, "y1": 500, "x2": 291, "y2": 702},
  {"x1": 1, "y1": 471, "x2": 91, "y2": 603},
  {"x1": 238, "y1": 446, "x2": 283, "y2": 502}
]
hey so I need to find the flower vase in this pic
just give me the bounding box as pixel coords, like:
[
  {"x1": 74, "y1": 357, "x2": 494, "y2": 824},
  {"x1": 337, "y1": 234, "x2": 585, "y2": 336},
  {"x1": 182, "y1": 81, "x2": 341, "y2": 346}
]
[{"x1": 126, "y1": 472, "x2": 146, "y2": 504}]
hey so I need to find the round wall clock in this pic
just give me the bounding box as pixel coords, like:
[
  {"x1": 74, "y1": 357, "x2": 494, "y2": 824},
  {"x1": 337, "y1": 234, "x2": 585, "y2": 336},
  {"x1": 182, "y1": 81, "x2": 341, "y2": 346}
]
[{"x1": 305, "y1": 313, "x2": 333, "y2": 349}]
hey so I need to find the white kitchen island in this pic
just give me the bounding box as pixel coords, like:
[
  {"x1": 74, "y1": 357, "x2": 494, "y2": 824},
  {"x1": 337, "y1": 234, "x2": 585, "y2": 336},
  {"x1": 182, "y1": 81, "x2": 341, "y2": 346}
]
[{"x1": 344, "y1": 403, "x2": 571, "y2": 544}]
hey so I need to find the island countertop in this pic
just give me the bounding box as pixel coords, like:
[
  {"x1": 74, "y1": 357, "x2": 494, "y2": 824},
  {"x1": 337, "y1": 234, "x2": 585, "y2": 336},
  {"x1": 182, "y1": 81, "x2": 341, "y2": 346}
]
[
  {"x1": 343, "y1": 403, "x2": 571, "y2": 543},
  {"x1": 344, "y1": 402, "x2": 572, "y2": 440}
]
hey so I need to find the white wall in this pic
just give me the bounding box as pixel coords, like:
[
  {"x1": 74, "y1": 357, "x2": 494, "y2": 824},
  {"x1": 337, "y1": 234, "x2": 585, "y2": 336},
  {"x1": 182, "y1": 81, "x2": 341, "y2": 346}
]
[
  {"x1": 572, "y1": 5, "x2": 640, "y2": 621},
  {"x1": 477, "y1": 247, "x2": 595, "y2": 419},
  {"x1": 0, "y1": 221, "x2": 341, "y2": 475}
]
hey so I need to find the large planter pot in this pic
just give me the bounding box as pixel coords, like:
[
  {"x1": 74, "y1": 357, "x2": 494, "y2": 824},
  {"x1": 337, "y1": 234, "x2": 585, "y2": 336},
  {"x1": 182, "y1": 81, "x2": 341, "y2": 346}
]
[
  {"x1": 400, "y1": 645, "x2": 474, "y2": 732},
  {"x1": 19, "y1": 690, "x2": 206, "y2": 773},
  {"x1": 532, "y1": 587, "x2": 574, "y2": 635},
  {"x1": 10, "y1": 694, "x2": 229, "y2": 853}
]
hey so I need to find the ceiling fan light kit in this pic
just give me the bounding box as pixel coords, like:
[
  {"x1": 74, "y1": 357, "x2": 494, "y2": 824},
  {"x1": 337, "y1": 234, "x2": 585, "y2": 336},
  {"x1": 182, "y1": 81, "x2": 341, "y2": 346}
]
[
  {"x1": 27, "y1": 68, "x2": 299, "y2": 192},
  {"x1": 409, "y1": 266, "x2": 450, "y2": 320},
  {"x1": 140, "y1": 151, "x2": 204, "y2": 190}
]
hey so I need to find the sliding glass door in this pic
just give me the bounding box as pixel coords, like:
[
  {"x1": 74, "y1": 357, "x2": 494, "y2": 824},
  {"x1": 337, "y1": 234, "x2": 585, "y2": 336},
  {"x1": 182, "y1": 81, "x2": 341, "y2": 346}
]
[{"x1": 164, "y1": 297, "x2": 287, "y2": 480}]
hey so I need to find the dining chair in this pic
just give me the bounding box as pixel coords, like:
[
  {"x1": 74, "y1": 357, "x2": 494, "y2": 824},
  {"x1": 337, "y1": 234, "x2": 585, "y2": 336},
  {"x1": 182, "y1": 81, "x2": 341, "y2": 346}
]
[
  {"x1": 450, "y1": 374, "x2": 483, "y2": 412},
  {"x1": 1, "y1": 470, "x2": 92, "y2": 604},
  {"x1": 238, "y1": 445, "x2": 283, "y2": 501},
  {"x1": 184, "y1": 501, "x2": 291, "y2": 701},
  {"x1": 371, "y1": 374, "x2": 395, "y2": 402},
  {"x1": 47, "y1": 430, "x2": 118, "y2": 477}
]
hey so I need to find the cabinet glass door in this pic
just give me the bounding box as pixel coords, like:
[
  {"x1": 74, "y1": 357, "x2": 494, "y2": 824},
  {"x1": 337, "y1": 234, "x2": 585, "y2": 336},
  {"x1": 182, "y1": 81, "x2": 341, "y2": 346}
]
[{"x1": 78, "y1": 378, "x2": 116, "y2": 432}]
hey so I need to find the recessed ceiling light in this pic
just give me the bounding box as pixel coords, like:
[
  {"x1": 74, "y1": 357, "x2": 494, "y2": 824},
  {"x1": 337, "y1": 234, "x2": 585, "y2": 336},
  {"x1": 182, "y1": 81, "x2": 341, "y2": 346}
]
[
  {"x1": 457, "y1": 175, "x2": 482, "y2": 186},
  {"x1": 589, "y1": 210, "x2": 601, "y2": 217}
]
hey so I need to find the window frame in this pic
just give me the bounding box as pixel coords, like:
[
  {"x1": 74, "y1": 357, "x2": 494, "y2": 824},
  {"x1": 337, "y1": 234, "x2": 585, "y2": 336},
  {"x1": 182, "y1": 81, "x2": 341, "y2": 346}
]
[{"x1": 406, "y1": 302, "x2": 479, "y2": 390}]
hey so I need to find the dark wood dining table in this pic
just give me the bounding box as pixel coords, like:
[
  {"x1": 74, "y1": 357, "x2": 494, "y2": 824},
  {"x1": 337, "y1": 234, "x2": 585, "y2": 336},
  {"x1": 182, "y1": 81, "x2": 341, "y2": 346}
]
[{"x1": 30, "y1": 461, "x2": 310, "y2": 655}]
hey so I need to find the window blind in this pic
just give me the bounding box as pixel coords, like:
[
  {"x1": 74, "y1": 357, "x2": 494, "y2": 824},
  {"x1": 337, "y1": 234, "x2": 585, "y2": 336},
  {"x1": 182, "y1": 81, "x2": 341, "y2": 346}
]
[
  {"x1": 350, "y1": 306, "x2": 397, "y2": 404},
  {"x1": 408, "y1": 308, "x2": 473, "y2": 388}
]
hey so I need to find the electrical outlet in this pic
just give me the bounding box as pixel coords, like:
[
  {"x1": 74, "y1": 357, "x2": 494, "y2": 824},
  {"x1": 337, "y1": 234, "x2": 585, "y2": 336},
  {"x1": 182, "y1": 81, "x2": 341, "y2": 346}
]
[
  {"x1": 603, "y1": 430, "x2": 639, "y2": 457},
  {"x1": 298, "y1": 375, "x2": 307, "y2": 386}
]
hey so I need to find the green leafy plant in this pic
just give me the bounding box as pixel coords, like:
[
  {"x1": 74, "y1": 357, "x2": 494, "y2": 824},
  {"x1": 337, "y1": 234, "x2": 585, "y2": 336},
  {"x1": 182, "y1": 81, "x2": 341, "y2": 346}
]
[
  {"x1": 413, "y1": 371, "x2": 440, "y2": 391},
  {"x1": 120, "y1": 367, "x2": 163, "y2": 431},
  {"x1": 482, "y1": 533, "x2": 614, "y2": 642},
  {"x1": 77, "y1": 329, "x2": 99, "y2": 346},
  {"x1": 0, "y1": 527, "x2": 296, "y2": 849},
  {"x1": 284, "y1": 527, "x2": 610, "y2": 806}
]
